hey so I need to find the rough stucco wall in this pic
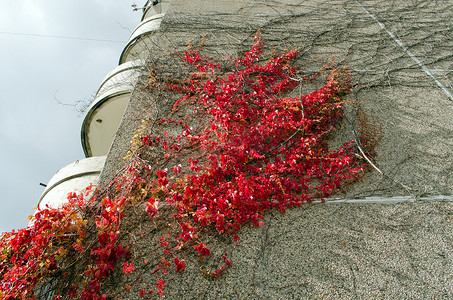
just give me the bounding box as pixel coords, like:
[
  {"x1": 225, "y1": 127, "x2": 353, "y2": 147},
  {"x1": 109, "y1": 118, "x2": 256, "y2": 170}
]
[
  {"x1": 155, "y1": 201, "x2": 453, "y2": 299},
  {"x1": 99, "y1": 0, "x2": 453, "y2": 298},
  {"x1": 104, "y1": 200, "x2": 452, "y2": 299},
  {"x1": 104, "y1": 0, "x2": 453, "y2": 197}
]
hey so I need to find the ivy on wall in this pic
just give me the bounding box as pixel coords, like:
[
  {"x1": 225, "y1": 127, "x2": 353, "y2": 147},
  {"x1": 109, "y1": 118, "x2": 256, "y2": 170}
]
[{"x1": 0, "y1": 35, "x2": 373, "y2": 299}]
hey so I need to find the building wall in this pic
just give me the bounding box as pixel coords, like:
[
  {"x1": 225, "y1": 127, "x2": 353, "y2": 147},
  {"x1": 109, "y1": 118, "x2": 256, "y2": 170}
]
[
  {"x1": 107, "y1": 201, "x2": 452, "y2": 299},
  {"x1": 98, "y1": 1, "x2": 453, "y2": 298},
  {"x1": 103, "y1": 0, "x2": 453, "y2": 196}
]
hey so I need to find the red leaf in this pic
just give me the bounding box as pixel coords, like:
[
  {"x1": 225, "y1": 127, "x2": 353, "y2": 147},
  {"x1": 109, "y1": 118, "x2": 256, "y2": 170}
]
[
  {"x1": 174, "y1": 257, "x2": 186, "y2": 273},
  {"x1": 157, "y1": 278, "x2": 165, "y2": 297},
  {"x1": 146, "y1": 198, "x2": 159, "y2": 217},
  {"x1": 122, "y1": 261, "x2": 135, "y2": 274},
  {"x1": 195, "y1": 243, "x2": 210, "y2": 257}
]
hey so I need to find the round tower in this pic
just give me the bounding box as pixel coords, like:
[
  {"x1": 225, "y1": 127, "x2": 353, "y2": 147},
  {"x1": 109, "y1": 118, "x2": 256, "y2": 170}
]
[
  {"x1": 81, "y1": 60, "x2": 146, "y2": 157},
  {"x1": 38, "y1": 156, "x2": 106, "y2": 209},
  {"x1": 39, "y1": 1, "x2": 166, "y2": 207}
]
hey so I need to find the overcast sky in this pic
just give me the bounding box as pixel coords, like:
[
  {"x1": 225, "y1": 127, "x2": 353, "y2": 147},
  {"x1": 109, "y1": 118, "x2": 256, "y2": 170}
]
[{"x1": 0, "y1": 1, "x2": 143, "y2": 233}]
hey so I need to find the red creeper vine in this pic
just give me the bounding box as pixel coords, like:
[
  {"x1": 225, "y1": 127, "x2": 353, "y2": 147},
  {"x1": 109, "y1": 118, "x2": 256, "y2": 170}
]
[{"x1": 0, "y1": 35, "x2": 368, "y2": 299}]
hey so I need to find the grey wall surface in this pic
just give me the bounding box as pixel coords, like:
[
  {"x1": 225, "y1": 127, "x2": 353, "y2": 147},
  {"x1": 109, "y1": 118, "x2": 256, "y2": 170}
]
[
  {"x1": 100, "y1": 1, "x2": 453, "y2": 298},
  {"x1": 167, "y1": 201, "x2": 452, "y2": 299}
]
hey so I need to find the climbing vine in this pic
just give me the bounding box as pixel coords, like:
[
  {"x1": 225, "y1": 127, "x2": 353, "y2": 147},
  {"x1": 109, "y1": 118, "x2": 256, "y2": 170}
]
[{"x1": 0, "y1": 35, "x2": 372, "y2": 299}]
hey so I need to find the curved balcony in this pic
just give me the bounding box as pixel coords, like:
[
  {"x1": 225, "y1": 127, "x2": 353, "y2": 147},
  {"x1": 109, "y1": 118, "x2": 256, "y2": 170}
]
[
  {"x1": 81, "y1": 60, "x2": 146, "y2": 157},
  {"x1": 38, "y1": 156, "x2": 106, "y2": 210},
  {"x1": 119, "y1": 14, "x2": 164, "y2": 64},
  {"x1": 142, "y1": 0, "x2": 170, "y2": 21}
]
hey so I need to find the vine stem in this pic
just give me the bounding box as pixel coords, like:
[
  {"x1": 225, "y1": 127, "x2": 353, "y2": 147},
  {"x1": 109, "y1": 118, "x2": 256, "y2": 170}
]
[{"x1": 344, "y1": 115, "x2": 412, "y2": 193}]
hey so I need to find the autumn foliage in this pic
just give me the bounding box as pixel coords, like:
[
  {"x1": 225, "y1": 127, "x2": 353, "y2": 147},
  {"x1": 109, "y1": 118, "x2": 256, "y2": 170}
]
[
  {"x1": 0, "y1": 36, "x2": 367, "y2": 299},
  {"x1": 0, "y1": 189, "x2": 92, "y2": 299}
]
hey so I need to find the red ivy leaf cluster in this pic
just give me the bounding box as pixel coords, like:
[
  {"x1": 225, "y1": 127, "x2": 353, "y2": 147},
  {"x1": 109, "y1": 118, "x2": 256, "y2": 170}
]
[
  {"x1": 0, "y1": 187, "x2": 92, "y2": 299},
  {"x1": 0, "y1": 36, "x2": 367, "y2": 299},
  {"x1": 156, "y1": 35, "x2": 363, "y2": 243},
  {"x1": 132, "y1": 34, "x2": 364, "y2": 294}
]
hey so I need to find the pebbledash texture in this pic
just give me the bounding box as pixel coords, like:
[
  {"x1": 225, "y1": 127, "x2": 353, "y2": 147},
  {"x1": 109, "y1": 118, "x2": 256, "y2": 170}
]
[
  {"x1": 90, "y1": 0, "x2": 453, "y2": 299},
  {"x1": 96, "y1": 1, "x2": 453, "y2": 299},
  {"x1": 2, "y1": 1, "x2": 451, "y2": 299}
]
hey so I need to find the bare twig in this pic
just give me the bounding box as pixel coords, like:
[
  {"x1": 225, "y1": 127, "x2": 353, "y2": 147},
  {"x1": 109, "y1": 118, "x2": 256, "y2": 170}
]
[{"x1": 344, "y1": 115, "x2": 412, "y2": 193}]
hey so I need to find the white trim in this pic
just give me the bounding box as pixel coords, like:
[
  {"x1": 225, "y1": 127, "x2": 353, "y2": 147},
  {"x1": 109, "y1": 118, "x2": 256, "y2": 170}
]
[{"x1": 317, "y1": 195, "x2": 453, "y2": 204}]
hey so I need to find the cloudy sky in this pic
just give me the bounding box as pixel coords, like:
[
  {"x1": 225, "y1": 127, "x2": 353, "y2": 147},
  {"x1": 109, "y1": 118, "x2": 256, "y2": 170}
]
[{"x1": 0, "y1": 1, "x2": 143, "y2": 233}]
